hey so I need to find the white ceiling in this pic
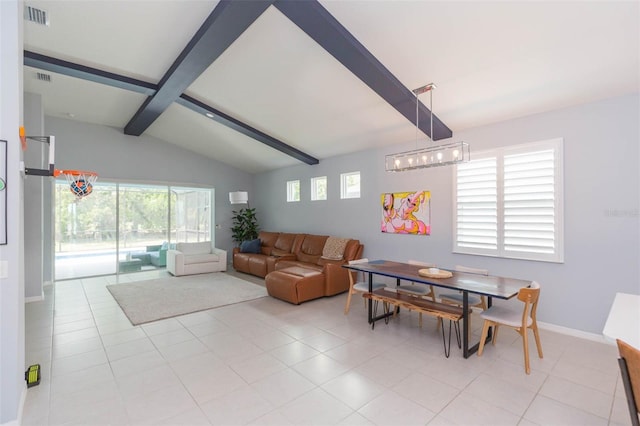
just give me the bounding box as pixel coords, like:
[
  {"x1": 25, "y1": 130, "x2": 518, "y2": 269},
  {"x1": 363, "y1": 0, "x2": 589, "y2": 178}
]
[{"x1": 23, "y1": 1, "x2": 639, "y2": 174}]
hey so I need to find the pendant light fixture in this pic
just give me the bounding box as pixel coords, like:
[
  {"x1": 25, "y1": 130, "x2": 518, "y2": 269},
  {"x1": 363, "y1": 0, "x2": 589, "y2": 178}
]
[{"x1": 385, "y1": 83, "x2": 469, "y2": 172}]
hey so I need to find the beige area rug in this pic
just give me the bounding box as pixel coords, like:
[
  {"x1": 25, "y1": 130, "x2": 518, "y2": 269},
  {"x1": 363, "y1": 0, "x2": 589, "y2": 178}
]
[{"x1": 107, "y1": 273, "x2": 268, "y2": 325}]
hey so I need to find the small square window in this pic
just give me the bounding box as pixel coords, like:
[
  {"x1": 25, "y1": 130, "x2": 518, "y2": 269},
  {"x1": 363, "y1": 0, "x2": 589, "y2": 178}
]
[
  {"x1": 340, "y1": 171, "x2": 360, "y2": 199},
  {"x1": 311, "y1": 176, "x2": 327, "y2": 201},
  {"x1": 286, "y1": 180, "x2": 300, "y2": 202}
]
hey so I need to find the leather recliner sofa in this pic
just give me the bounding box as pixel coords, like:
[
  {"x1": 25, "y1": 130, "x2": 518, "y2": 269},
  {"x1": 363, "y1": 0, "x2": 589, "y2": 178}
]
[{"x1": 233, "y1": 231, "x2": 364, "y2": 304}]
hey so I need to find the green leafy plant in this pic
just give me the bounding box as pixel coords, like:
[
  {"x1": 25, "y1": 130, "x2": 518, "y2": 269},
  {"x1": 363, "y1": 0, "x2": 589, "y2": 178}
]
[{"x1": 231, "y1": 207, "x2": 259, "y2": 245}]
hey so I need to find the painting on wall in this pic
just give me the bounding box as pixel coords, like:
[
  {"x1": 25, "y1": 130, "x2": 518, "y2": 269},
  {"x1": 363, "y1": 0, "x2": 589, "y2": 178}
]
[{"x1": 381, "y1": 190, "x2": 431, "y2": 235}]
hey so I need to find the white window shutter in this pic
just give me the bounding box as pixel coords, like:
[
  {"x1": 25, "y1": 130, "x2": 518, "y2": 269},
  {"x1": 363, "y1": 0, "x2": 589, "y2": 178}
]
[
  {"x1": 456, "y1": 157, "x2": 498, "y2": 251},
  {"x1": 453, "y1": 138, "x2": 563, "y2": 263},
  {"x1": 503, "y1": 149, "x2": 556, "y2": 256}
]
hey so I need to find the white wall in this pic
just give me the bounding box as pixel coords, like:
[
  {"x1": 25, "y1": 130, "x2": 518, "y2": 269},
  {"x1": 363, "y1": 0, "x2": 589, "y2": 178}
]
[
  {"x1": 0, "y1": 0, "x2": 25, "y2": 423},
  {"x1": 254, "y1": 93, "x2": 640, "y2": 335},
  {"x1": 44, "y1": 116, "x2": 254, "y2": 255}
]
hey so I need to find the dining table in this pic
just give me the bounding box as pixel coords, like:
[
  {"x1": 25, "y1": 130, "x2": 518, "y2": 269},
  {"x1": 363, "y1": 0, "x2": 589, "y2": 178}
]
[{"x1": 343, "y1": 259, "x2": 532, "y2": 358}]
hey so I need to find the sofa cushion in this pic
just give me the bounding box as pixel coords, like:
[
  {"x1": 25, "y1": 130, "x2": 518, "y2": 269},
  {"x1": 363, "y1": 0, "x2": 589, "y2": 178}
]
[
  {"x1": 176, "y1": 241, "x2": 211, "y2": 255},
  {"x1": 240, "y1": 238, "x2": 261, "y2": 254},
  {"x1": 274, "y1": 233, "x2": 297, "y2": 252},
  {"x1": 258, "y1": 231, "x2": 280, "y2": 248},
  {"x1": 183, "y1": 253, "x2": 220, "y2": 265},
  {"x1": 279, "y1": 266, "x2": 322, "y2": 278},
  {"x1": 321, "y1": 237, "x2": 350, "y2": 260},
  {"x1": 296, "y1": 235, "x2": 327, "y2": 264}
]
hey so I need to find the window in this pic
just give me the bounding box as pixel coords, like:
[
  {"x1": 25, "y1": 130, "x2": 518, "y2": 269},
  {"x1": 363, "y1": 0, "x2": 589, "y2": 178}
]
[
  {"x1": 287, "y1": 180, "x2": 300, "y2": 202},
  {"x1": 453, "y1": 138, "x2": 564, "y2": 263},
  {"x1": 310, "y1": 176, "x2": 327, "y2": 201},
  {"x1": 340, "y1": 171, "x2": 360, "y2": 199}
]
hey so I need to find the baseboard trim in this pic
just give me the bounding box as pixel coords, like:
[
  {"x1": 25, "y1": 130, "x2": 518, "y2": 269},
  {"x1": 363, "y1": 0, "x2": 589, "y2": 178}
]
[
  {"x1": 17, "y1": 386, "x2": 26, "y2": 426},
  {"x1": 538, "y1": 321, "x2": 612, "y2": 345},
  {"x1": 1, "y1": 386, "x2": 26, "y2": 426}
]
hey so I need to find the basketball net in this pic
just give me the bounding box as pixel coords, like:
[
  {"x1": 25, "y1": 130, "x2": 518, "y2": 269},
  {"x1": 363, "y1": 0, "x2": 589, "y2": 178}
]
[{"x1": 53, "y1": 170, "x2": 98, "y2": 200}]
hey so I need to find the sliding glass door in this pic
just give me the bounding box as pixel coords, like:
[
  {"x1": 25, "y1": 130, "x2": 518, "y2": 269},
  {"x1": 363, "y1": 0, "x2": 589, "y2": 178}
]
[
  {"x1": 118, "y1": 184, "x2": 170, "y2": 274},
  {"x1": 171, "y1": 188, "x2": 211, "y2": 243},
  {"x1": 54, "y1": 182, "x2": 118, "y2": 280},
  {"x1": 54, "y1": 181, "x2": 212, "y2": 280}
]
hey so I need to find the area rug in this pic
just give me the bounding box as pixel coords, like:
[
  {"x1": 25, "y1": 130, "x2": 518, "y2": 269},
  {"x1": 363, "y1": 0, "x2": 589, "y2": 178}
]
[{"x1": 107, "y1": 273, "x2": 268, "y2": 325}]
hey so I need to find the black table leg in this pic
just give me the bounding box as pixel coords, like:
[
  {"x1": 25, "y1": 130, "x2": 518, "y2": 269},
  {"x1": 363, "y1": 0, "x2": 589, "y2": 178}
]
[
  {"x1": 465, "y1": 295, "x2": 493, "y2": 357},
  {"x1": 463, "y1": 292, "x2": 469, "y2": 358},
  {"x1": 367, "y1": 272, "x2": 373, "y2": 324}
]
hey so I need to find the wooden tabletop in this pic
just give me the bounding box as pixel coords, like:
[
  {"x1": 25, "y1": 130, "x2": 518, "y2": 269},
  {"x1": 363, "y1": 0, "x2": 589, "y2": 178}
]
[{"x1": 344, "y1": 259, "x2": 530, "y2": 300}]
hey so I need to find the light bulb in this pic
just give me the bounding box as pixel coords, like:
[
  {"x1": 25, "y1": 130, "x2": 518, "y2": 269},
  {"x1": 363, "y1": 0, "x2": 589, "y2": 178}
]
[
  {"x1": 422, "y1": 155, "x2": 427, "y2": 163},
  {"x1": 395, "y1": 158, "x2": 400, "y2": 166},
  {"x1": 453, "y1": 149, "x2": 459, "y2": 159},
  {"x1": 408, "y1": 158, "x2": 413, "y2": 165},
  {"x1": 437, "y1": 152, "x2": 443, "y2": 161}
]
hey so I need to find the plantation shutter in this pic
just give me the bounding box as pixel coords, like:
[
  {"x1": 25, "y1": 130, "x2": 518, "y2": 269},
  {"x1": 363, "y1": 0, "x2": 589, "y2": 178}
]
[
  {"x1": 503, "y1": 149, "x2": 556, "y2": 255},
  {"x1": 454, "y1": 138, "x2": 563, "y2": 263},
  {"x1": 455, "y1": 157, "x2": 498, "y2": 251}
]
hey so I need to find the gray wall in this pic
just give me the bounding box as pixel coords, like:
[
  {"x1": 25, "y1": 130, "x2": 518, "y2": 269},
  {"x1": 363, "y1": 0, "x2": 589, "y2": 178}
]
[
  {"x1": 24, "y1": 92, "x2": 46, "y2": 300},
  {"x1": 254, "y1": 93, "x2": 640, "y2": 335},
  {"x1": 45, "y1": 117, "x2": 254, "y2": 256},
  {"x1": 0, "y1": 0, "x2": 25, "y2": 423}
]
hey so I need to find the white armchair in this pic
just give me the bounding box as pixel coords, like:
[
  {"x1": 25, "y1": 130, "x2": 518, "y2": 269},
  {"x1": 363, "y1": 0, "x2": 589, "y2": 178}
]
[{"x1": 166, "y1": 242, "x2": 227, "y2": 276}]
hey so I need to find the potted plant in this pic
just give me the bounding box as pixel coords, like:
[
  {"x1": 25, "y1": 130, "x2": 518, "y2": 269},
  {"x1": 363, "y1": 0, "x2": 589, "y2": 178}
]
[{"x1": 231, "y1": 207, "x2": 259, "y2": 246}]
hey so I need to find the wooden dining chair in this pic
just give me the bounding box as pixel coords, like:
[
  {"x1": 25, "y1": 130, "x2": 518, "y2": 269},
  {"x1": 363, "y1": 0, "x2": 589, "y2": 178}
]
[
  {"x1": 396, "y1": 260, "x2": 437, "y2": 326},
  {"x1": 477, "y1": 281, "x2": 543, "y2": 374},
  {"x1": 344, "y1": 258, "x2": 387, "y2": 315},
  {"x1": 616, "y1": 338, "x2": 640, "y2": 426}
]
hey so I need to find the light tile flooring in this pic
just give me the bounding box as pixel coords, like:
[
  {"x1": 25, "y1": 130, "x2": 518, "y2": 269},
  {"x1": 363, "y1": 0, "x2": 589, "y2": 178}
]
[{"x1": 22, "y1": 270, "x2": 632, "y2": 426}]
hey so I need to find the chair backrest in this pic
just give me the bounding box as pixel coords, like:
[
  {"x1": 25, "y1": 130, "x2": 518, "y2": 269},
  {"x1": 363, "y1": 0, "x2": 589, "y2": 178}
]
[
  {"x1": 617, "y1": 339, "x2": 640, "y2": 424},
  {"x1": 517, "y1": 281, "x2": 541, "y2": 325},
  {"x1": 454, "y1": 265, "x2": 489, "y2": 275},
  {"x1": 408, "y1": 259, "x2": 435, "y2": 267},
  {"x1": 348, "y1": 258, "x2": 369, "y2": 285}
]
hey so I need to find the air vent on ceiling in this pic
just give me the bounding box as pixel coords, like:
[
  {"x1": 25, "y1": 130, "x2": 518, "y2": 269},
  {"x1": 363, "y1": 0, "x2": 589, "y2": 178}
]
[
  {"x1": 25, "y1": 5, "x2": 49, "y2": 26},
  {"x1": 36, "y1": 72, "x2": 51, "y2": 83}
]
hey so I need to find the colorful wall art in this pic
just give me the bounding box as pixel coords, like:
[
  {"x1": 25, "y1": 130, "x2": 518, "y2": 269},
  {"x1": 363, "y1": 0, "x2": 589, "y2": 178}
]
[{"x1": 381, "y1": 190, "x2": 431, "y2": 235}]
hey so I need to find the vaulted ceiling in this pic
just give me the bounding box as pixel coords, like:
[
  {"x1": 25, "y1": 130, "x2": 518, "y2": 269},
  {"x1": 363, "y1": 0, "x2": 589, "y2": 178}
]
[{"x1": 23, "y1": 1, "x2": 639, "y2": 174}]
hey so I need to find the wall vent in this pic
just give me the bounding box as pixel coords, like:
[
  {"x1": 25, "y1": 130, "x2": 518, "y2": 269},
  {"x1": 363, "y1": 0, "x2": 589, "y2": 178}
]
[
  {"x1": 25, "y1": 5, "x2": 49, "y2": 26},
  {"x1": 36, "y1": 72, "x2": 51, "y2": 83}
]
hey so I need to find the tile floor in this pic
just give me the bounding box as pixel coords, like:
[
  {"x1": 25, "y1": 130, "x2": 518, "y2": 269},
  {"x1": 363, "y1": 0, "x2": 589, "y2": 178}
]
[{"x1": 21, "y1": 269, "x2": 632, "y2": 426}]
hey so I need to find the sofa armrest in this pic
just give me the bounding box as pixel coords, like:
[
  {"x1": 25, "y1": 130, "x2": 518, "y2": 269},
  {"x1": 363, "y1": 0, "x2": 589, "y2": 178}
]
[
  {"x1": 146, "y1": 244, "x2": 162, "y2": 252},
  {"x1": 212, "y1": 247, "x2": 227, "y2": 267},
  {"x1": 166, "y1": 249, "x2": 183, "y2": 276},
  {"x1": 323, "y1": 262, "x2": 350, "y2": 296}
]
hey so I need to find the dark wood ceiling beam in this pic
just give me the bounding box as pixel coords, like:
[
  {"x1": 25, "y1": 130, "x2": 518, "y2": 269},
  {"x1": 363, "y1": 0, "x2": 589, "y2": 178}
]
[
  {"x1": 274, "y1": 0, "x2": 453, "y2": 141},
  {"x1": 178, "y1": 95, "x2": 319, "y2": 165},
  {"x1": 124, "y1": 0, "x2": 275, "y2": 136},
  {"x1": 24, "y1": 51, "x2": 157, "y2": 95}
]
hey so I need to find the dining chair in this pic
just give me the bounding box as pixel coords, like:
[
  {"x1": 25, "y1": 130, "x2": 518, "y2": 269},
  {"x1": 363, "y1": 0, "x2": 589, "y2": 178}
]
[
  {"x1": 616, "y1": 338, "x2": 640, "y2": 426},
  {"x1": 344, "y1": 258, "x2": 387, "y2": 315},
  {"x1": 477, "y1": 281, "x2": 543, "y2": 374},
  {"x1": 396, "y1": 259, "x2": 437, "y2": 326}
]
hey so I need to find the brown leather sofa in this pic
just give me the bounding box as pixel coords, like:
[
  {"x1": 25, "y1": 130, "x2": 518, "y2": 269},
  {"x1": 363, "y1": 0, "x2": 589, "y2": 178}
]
[{"x1": 233, "y1": 231, "x2": 364, "y2": 304}]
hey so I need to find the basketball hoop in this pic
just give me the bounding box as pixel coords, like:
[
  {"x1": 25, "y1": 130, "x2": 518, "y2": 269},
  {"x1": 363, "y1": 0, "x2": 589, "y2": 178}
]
[
  {"x1": 53, "y1": 169, "x2": 98, "y2": 200},
  {"x1": 21, "y1": 135, "x2": 98, "y2": 200}
]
